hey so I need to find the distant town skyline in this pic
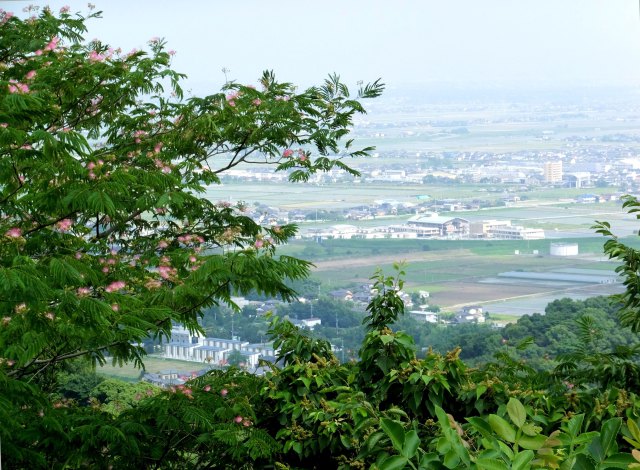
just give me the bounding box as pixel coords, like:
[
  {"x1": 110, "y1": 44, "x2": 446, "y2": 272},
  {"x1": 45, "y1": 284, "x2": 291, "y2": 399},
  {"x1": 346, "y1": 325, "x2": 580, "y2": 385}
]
[{"x1": 10, "y1": 0, "x2": 640, "y2": 94}]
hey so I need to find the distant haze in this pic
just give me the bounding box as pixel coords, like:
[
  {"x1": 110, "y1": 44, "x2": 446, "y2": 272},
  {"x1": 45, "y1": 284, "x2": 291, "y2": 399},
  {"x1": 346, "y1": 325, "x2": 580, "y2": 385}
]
[{"x1": 11, "y1": 0, "x2": 640, "y2": 94}]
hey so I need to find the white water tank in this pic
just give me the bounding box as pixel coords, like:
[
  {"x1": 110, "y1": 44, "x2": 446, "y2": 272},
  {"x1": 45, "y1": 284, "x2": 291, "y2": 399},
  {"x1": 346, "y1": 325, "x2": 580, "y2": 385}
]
[{"x1": 550, "y1": 243, "x2": 579, "y2": 256}]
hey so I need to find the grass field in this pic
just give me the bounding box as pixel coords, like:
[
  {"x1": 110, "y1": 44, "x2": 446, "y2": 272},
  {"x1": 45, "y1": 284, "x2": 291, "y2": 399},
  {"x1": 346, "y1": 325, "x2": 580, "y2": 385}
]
[
  {"x1": 99, "y1": 356, "x2": 208, "y2": 381},
  {"x1": 277, "y1": 235, "x2": 631, "y2": 315},
  {"x1": 280, "y1": 236, "x2": 625, "y2": 263}
]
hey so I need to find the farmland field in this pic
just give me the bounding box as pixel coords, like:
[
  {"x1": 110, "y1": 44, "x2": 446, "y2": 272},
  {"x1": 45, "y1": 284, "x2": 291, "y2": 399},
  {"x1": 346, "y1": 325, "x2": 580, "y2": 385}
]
[
  {"x1": 99, "y1": 356, "x2": 210, "y2": 381},
  {"x1": 204, "y1": 177, "x2": 640, "y2": 316},
  {"x1": 204, "y1": 181, "x2": 617, "y2": 211},
  {"x1": 277, "y1": 236, "x2": 632, "y2": 315}
]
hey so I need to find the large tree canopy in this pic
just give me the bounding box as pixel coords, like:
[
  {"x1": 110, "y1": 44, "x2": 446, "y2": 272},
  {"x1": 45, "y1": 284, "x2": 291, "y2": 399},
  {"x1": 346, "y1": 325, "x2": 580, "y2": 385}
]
[
  {"x1": 0, "y1": 7, "x2": 383, "y2": 464},
  {"x1": 0, "y1": 6, "x2": 381, "y2": 378}
]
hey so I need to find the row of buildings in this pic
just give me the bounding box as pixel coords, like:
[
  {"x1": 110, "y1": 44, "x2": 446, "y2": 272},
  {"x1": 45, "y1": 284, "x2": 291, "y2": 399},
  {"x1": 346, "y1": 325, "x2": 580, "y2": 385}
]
[
  {"x1": 303, "y1": 213, "x2": 545, "y2": 241},
  {"x1": 409, "y1": 305, "x2": 485, "y2": 324},
  {"x1": 161, "y1": 325, "x2": 277, "y2": 369}
]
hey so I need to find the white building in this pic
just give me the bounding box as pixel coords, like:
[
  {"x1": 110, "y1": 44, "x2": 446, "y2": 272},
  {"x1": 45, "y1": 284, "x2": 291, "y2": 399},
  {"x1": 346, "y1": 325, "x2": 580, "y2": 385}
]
[
  {"x1": 404, "y1": 213, "x2": 469, "y2": 237},
  {"x1": 454, "y1": 306, "x2": 485, "y2": 324},
  {"x1": 490, "y1": 225, "x2": 545, "y2": 240},
  {"x1": 470, "y1": 220, "x2": 545, "y2": 240},
  {"x1": 409, "y1": 310, "x2": 438, "y2": 323},
  {"x1": 163, "y1": 326, "x2": 274, "y2": 368}
]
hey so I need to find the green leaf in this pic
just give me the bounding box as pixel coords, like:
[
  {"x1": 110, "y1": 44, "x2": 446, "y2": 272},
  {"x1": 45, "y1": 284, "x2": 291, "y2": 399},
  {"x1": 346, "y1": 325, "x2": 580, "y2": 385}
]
[
  {"x1": 402, "y1": 429, "x2": 420, "y2": 459},
  {"x1": 476, "y1": 457, "x2": 509, "y2": 470},
  {"x1": 512, "y1": 450, "x2": 534, "y2": 470},
  {"x1": 292, "y1": 441, "x2": 302, "y2": 456},
  {"x1": 380, "y1": 334, "x2": 394, "y2": 345},
  {"x1": 488, "y1": 414, "x2": 517, "y2": 443},
  {"x1": 601, "y1": 453, "x2": 636, "y2": 468},
  {"x1": 572, "y1": 453, "x2": 596, "y2": 469},
  {"x1": 626, "y1": 419, "x2": 640, "y2": 447},
  {"x1": 380, "y1": 418, "x2": 405, "y2": 453},
  {"x1": 419, "y1": 453, "x2": 440, "y2": 469},
  {"x1": 521, "y1": 423, "x2": 541, "y2": 437},
  {"x1": 467, "y1": 416, "x2": 493, "y2": 438},
  {"x1": 379, "y1": 455, "x2": 409, "y2": 470},
  {"x1": 367, "y1": 431, "x2": 386, "y2": 451},
  {"x1": 518, "y1": 434, "x2": 547, "y2": 450},
  {"x1": 567, "y1": 414, "x2": 586, "y2": 438},
  {"x1": 443, "y1": 449, "x2": 460, "y2": 469},
  {"x1": 507, "y1": 398, "x2": 527, "y2": 429},
  {"x1": 589, "y1": 418, "x2": 621, "y2": 463}
]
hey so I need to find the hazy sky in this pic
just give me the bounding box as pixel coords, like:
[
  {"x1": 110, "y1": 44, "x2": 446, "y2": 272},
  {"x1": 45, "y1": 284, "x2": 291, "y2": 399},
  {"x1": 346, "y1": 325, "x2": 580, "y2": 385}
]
[{"x1": 8, "y1": 1, "x2": 640, "y2": 92}]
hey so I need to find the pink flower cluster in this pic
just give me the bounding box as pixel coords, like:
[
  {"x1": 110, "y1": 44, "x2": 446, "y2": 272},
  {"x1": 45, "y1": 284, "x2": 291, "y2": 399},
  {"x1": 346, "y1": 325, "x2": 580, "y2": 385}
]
[
  {"x1": 133, "y1": 130, "x2": 148, "y2": 144},
  {"x1": 153, "y1": 158, "x2": 172, "y2": 174},
  {"x1": 98, "y1": 254, "x2": 119, "y2": 273},
  {"x1": 0, "y1": 9, "x2": 14, "y2": 25},
  {"x1": 234, "y1": 415, "x2": 252, "y2": 427},
  {"x1": 44, "y1": 36, "x2": 60, "y2": 52},
  {"x1": 177, "y1": 233, "x2": 205, "y2": 245},
  {"x1": 282, "y1": 149, "x2": 309, "y2": 162},
  {"x1": 88, "y1": 49, "x2": 114, "y2": 63},
  {"x1": 105, "y1": 281, "x2": 126, "y2": 293},
  {"x1": 77, "y1": 287, "x2": 91, "y2": 297},
  {"x1": 86, "y1": 160, "x2": 104, "y2": 180},
  {"x1": 88, "y1": 51, "x2": 105, "y2": 62},
  {"x1": 226, "y1": 91, "x2": 240, "y2": 107},
  {"x1": 5, "y1": 227, "x2": 22, "y2": 238},
  {"x1": 281, "y1": 148, "x2": 308, "y2": 161},
  {"x1": 169, "y1": 384, "x2": 193, "y2": 399},
  {"x1": 158, "y1": 256, "x2": 177, "y2": 280},
  {"x1": 56, "y1": 218, "x2": 73, "y2": 232},
  {"x1": 8, "y1": 80, "x2": 29, "y2": 94}
]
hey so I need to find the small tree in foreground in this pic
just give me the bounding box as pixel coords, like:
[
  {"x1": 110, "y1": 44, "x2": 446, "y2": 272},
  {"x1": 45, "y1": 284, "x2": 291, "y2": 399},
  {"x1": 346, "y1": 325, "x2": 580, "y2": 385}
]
[{"x1": 0, "y1": 5, "x2": 382, "y2": 464}]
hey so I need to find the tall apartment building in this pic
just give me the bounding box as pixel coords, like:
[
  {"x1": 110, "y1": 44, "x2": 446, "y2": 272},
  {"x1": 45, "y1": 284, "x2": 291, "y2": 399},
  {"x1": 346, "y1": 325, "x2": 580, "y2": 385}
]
[{"x1": 544, "y1": 161, "x2": 563, "y2": 183}]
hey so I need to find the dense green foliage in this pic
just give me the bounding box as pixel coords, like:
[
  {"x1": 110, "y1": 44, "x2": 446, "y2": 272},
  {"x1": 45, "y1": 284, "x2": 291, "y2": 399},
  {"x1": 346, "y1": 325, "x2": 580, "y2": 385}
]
[{"x1": 5, "y1": 7, "x2": 640, "y2": 470}]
